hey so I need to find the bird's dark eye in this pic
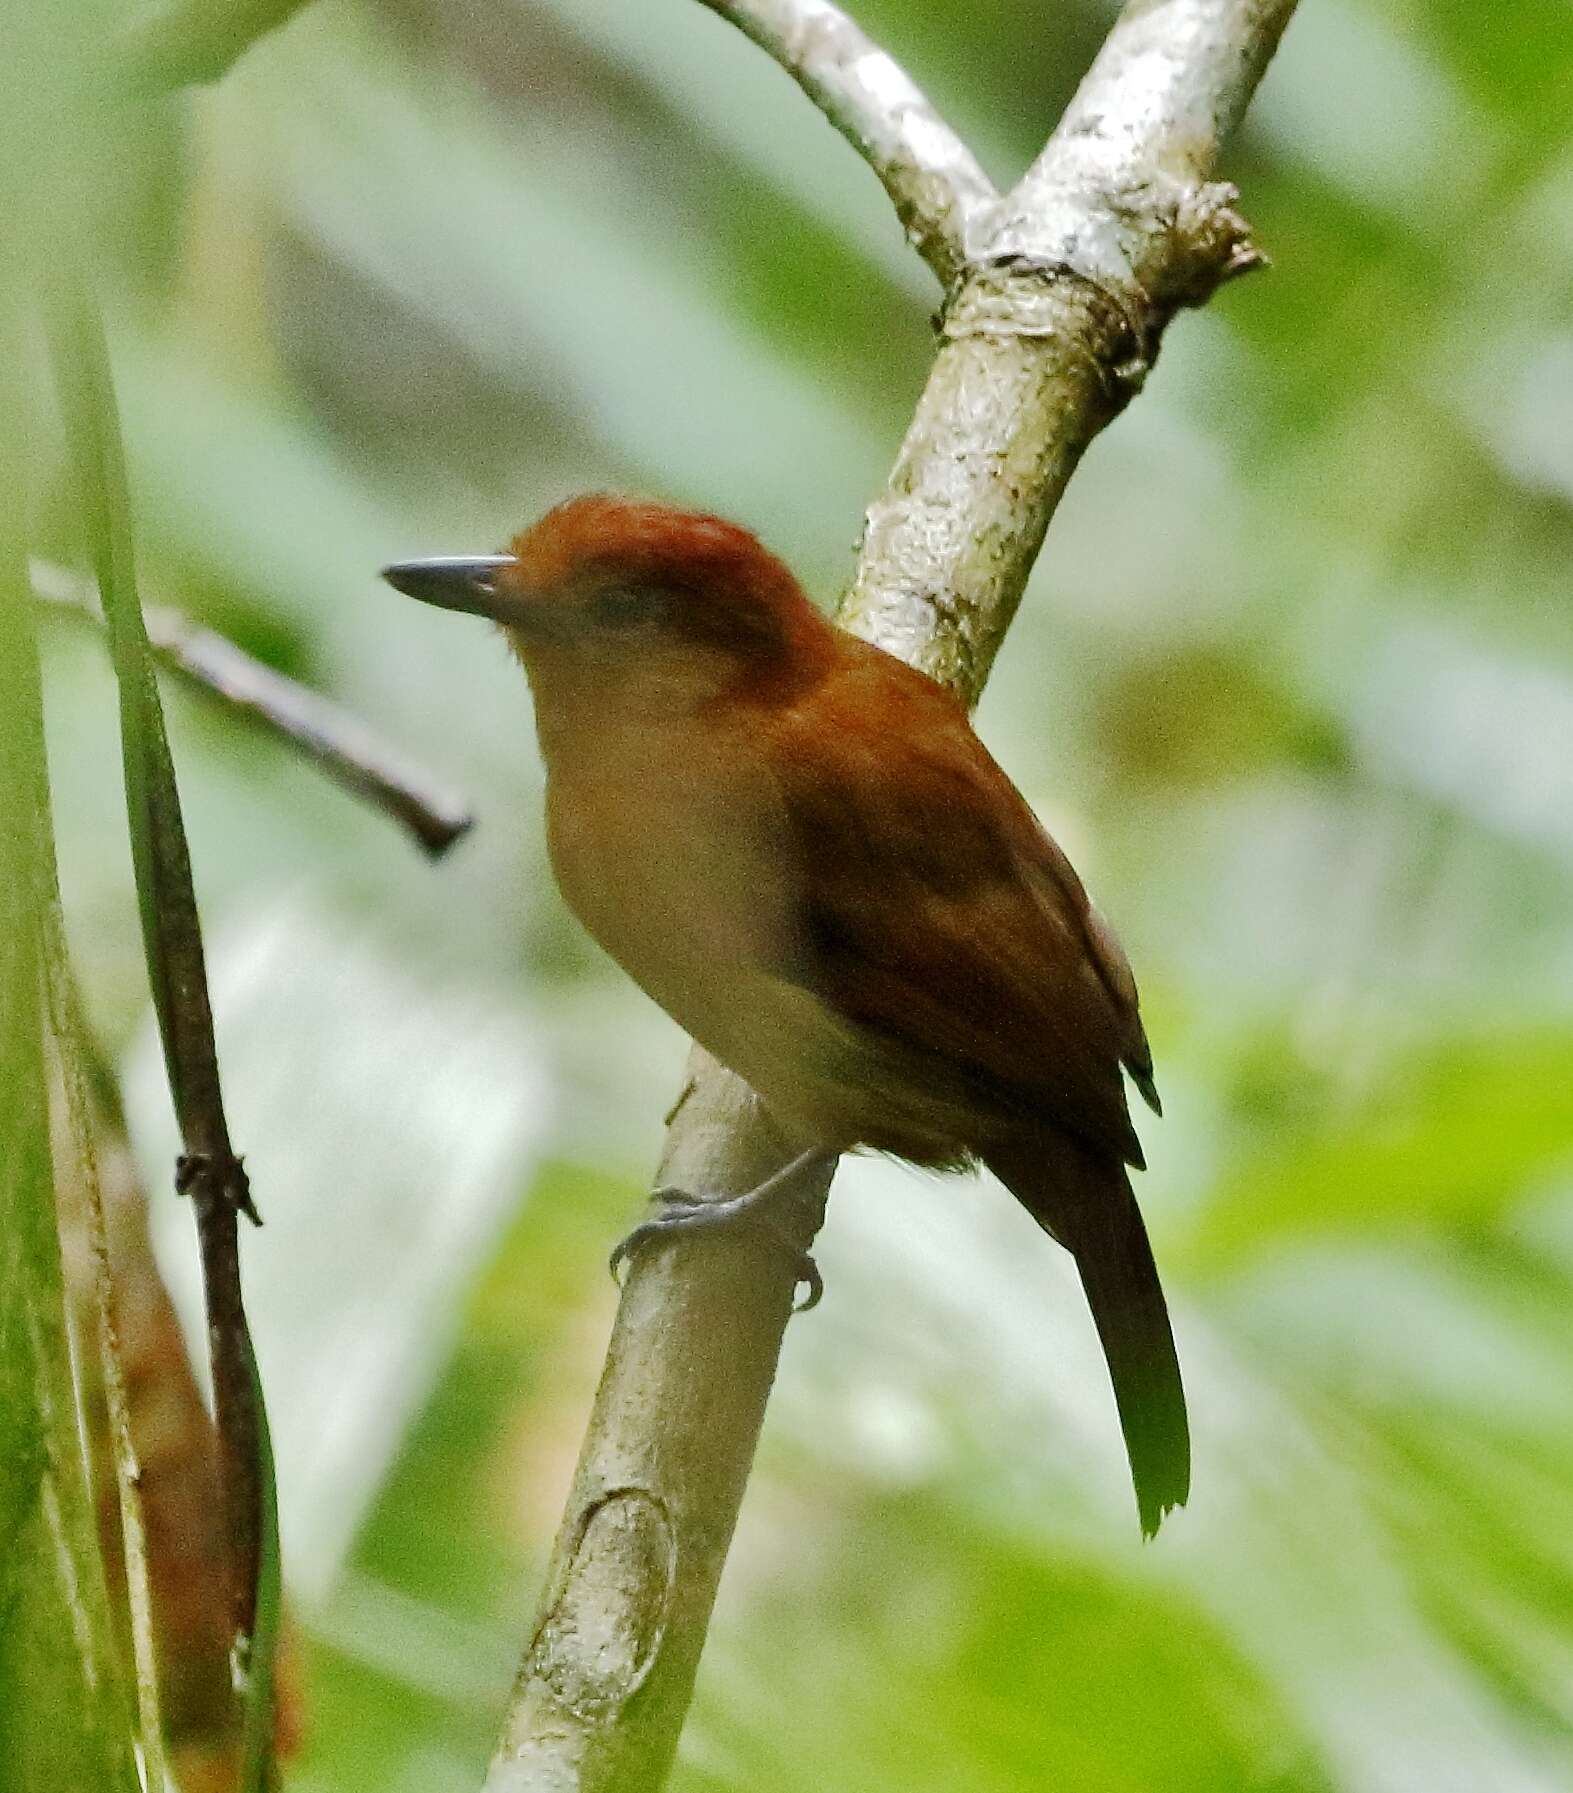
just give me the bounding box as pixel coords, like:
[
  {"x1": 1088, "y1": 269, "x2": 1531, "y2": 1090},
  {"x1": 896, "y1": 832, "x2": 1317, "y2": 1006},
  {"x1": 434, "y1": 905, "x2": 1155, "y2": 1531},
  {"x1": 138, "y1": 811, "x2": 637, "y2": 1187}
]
[{"x1": 592, "y1": 586, "x2": 658, "y2": 626}]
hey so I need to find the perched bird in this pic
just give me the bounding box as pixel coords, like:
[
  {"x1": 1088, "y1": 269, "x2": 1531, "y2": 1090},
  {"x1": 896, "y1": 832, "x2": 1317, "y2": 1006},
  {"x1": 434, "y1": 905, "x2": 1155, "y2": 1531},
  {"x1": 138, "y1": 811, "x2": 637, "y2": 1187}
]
[{"x1": 383, "y1": 496, "x2": 1188, "y2": 1535}]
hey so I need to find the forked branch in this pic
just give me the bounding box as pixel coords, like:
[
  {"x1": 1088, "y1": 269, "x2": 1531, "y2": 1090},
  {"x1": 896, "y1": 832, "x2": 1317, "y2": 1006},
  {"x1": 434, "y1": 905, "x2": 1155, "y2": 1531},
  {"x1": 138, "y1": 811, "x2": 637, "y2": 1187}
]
[{"x1": 488, "y1": 2, "x2": 1298, "y2": 1791}]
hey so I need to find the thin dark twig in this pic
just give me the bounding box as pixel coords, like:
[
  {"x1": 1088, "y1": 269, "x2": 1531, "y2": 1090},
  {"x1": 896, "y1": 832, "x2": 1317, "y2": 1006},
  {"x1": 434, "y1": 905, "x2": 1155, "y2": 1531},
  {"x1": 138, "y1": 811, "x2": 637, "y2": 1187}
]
[
  {"x1": 32, "y1": 561, "x2": 474, "y2": 858},
  {"x1": 46, "y1": 272, "x2": 279, "y2": 1781}
]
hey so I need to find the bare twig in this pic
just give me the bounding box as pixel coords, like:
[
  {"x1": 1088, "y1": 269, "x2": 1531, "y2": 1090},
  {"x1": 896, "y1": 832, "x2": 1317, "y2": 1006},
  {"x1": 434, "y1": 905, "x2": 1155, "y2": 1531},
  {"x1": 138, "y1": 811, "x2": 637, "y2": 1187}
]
[
  {"x1": 695, "y1": 0, "x2": 997, "y2": 285},
  {"x1": 32, "y1": 561, "x2": 473, "y2": 858},
  {"x1": 488, "y1": 2, "x2": 1299, "y2": 1789}
]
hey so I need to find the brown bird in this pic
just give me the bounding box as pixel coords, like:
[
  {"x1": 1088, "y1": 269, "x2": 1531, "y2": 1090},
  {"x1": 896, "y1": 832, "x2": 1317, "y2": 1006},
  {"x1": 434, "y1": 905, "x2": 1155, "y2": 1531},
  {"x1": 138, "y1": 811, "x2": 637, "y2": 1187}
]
[{"x1": 383, "y1": 495, "x2": 1188, "y2": 1534}]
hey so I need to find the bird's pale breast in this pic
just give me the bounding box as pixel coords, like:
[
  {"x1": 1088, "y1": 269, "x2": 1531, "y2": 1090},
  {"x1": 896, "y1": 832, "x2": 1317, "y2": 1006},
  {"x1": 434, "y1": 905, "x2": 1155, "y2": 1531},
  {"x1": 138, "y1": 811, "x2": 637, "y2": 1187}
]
[{"x1": 542, "y1": 717, "x2": 882, "y2": 1148}]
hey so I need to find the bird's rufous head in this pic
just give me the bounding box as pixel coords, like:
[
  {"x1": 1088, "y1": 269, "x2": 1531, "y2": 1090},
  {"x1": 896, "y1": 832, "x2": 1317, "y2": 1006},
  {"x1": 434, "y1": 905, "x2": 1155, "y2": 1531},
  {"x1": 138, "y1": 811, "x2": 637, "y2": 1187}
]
[{"x1": 382, "y1": 496, "x2": 827, "y2": 707}]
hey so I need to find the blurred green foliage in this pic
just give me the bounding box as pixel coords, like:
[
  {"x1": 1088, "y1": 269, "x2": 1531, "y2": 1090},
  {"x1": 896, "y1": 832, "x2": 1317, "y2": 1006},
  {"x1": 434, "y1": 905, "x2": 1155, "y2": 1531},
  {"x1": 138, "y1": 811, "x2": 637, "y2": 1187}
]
[
  {"x1": 1, "y1": 2, "x2": 158, "y2": 1781},
  {"x1": 12, "y1": 0, "x2": 1573, "y2": 1788},
  {"x1": 0, "y1": 423, "x2": 140, "y2": 1793}
]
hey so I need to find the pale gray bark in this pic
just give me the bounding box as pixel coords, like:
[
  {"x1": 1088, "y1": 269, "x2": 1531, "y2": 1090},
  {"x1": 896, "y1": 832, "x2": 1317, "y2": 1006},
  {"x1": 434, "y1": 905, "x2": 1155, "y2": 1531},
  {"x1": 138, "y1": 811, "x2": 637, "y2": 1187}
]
[
  {"x1": 694, "y1": 0, "x2": 996, "y2": 285},
  {"x1": 487, "y1": 3, "x2": 1299, "y2": 1789}
]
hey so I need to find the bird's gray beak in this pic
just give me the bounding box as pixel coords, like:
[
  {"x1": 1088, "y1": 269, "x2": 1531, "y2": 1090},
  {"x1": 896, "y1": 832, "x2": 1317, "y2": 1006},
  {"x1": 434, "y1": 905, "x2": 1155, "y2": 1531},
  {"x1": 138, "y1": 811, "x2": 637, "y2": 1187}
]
[{"x1": 381, "y1": 555, "x2": 518, "y2": 618}]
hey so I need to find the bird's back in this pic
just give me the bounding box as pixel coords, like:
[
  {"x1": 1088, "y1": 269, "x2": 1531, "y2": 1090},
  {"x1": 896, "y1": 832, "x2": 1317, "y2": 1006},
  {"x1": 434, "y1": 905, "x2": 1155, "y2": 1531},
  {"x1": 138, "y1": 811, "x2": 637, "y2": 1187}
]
[{"x1": 758, "y1": 635, "x2": 1155, "y2": 1168}]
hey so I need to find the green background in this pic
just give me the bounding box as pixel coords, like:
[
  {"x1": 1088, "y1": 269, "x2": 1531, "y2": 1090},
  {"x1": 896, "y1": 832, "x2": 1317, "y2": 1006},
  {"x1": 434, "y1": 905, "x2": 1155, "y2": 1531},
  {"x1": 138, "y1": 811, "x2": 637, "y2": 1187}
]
[{"x1": 17, "y1": 0, "x2": 1573, "y2": 1787}]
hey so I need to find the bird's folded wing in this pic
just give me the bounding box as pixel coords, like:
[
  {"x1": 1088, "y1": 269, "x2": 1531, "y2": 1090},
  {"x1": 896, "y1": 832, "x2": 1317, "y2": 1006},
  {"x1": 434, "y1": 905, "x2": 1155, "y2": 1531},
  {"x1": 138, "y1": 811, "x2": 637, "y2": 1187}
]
[{"x1": 766, "y1": 660, "x2": 1152, "y2": 1168}]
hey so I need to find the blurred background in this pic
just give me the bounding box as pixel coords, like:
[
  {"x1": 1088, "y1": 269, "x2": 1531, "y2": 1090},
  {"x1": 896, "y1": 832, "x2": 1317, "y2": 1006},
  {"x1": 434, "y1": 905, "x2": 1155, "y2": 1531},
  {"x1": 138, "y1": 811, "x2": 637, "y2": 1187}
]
[{"x1": 20, "y1": 0, "x2": 1573, "y2": 1787}]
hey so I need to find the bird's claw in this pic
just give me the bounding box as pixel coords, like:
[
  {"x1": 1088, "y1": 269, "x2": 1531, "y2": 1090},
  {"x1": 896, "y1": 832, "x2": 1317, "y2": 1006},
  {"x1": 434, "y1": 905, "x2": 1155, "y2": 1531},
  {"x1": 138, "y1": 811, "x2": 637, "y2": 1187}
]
[{"x1": 609, "y1": 1184, "x2": 822, "y2": 1312}]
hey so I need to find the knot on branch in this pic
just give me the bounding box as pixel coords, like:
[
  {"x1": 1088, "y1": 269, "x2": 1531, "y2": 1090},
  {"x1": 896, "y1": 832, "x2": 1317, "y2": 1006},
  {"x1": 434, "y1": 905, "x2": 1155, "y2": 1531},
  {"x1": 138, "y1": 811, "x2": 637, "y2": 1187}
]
[
  {"x1": 527, "y1": 1486, "x2": 675, "y2": 1721},
  {"x1": 945, "y1": 172, "x2": 1265, "y2": 410},
  {"x1": 941, "y1": 256, "x2": 1149, "y2": 413},
  {"x1": 174, "y1": 1151, "x2": 261, "y2": 1227},
  {"x1": 1142, "y1": 178, "x2": 1266, "y2": 310}
]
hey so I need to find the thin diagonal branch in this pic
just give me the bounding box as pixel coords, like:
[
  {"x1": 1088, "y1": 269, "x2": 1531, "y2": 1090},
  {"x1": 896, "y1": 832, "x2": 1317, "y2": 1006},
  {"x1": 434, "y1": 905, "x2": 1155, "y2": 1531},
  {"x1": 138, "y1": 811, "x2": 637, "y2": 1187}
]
[
  {"x1": 695, "y1": 0, "x2": 997, "y2": 285},
  {"x1": 32, "y1": 561, "x2": 473, "y2": 858},
  {"x1": 489, "y1": 3, "x2": 1299, "y2": 1790}
]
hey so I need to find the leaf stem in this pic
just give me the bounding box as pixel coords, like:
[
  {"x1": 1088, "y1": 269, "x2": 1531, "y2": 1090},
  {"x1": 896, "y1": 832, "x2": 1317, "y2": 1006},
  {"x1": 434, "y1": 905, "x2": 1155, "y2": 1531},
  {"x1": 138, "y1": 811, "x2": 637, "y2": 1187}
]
[{"x1": 47, "y1": 269, "x2": 281, "y2": 1792}]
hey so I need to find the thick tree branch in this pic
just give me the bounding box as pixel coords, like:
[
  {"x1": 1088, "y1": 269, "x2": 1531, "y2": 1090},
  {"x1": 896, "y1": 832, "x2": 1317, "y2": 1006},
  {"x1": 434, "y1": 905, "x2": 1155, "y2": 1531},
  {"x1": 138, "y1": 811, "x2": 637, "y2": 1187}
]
[
  {"x1": 489, "y1": 3, "x2": 1298, "y2": 1790},
  {"x1": 695, "y1": 0, "x2": 997, "y2": 286}
]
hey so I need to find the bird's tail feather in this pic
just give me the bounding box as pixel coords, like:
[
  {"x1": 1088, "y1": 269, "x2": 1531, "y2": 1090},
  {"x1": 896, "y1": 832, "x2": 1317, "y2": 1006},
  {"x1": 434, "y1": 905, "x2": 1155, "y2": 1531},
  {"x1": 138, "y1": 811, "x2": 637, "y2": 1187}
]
[{"x1": 986, "y1": 1132, "x2": 1189, "y2": 1537}]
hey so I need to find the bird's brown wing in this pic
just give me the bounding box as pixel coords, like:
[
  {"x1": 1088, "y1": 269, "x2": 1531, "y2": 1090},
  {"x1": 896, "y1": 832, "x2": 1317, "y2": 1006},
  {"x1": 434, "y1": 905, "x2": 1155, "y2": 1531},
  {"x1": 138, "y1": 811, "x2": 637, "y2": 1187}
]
[{"x1": 766, "y1": 651, "x2": 1154, "y2": 1169}]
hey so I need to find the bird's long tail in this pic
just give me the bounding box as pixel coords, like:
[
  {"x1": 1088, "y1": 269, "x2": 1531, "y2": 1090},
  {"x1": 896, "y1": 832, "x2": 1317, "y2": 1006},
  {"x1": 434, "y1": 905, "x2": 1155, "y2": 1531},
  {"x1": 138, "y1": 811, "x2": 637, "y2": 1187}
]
[{"x1": 985, "y1": 1131, "x2": 1189, "y2": 1537}]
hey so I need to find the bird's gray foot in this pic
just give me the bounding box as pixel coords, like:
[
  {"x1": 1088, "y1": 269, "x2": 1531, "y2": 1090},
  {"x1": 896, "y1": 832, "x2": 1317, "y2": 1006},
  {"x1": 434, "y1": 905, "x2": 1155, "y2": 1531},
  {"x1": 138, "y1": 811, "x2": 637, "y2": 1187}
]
[{"x1": 608, "y1": 1148, "x2": 835, "y2": 1311}]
